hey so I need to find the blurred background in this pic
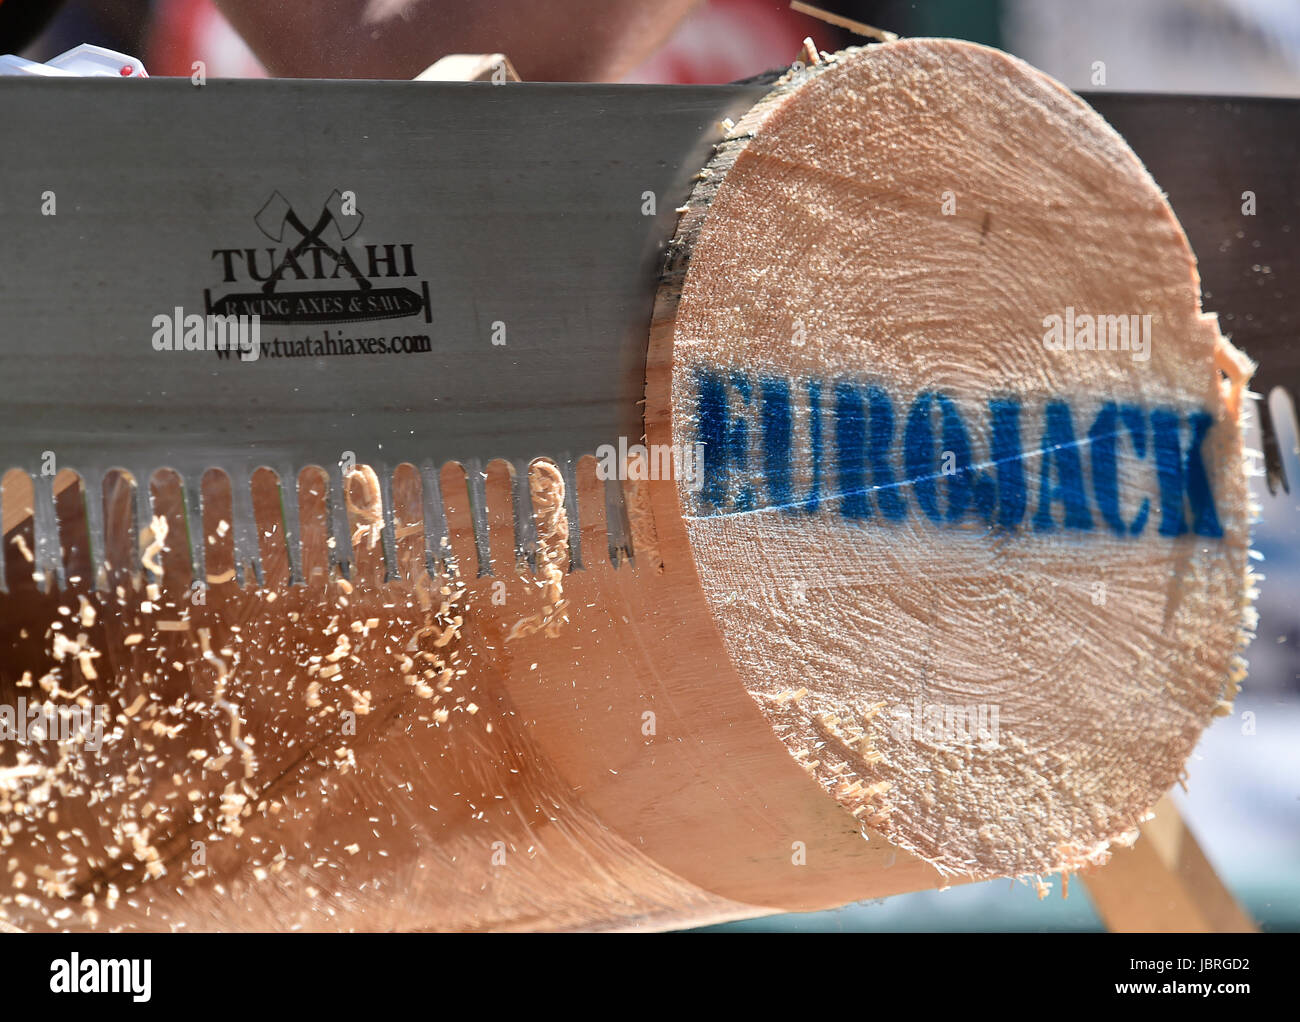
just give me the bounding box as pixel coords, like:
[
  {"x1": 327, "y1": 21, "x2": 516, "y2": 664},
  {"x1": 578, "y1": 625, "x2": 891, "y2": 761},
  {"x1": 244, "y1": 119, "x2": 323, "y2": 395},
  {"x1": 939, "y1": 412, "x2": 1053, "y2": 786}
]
[
  {"x1": 6, "y1": 0, "x2": 1297, "y2": 930},
  {"x1": 9, "y1": 0, "x2": 1300, "y2": 93}
]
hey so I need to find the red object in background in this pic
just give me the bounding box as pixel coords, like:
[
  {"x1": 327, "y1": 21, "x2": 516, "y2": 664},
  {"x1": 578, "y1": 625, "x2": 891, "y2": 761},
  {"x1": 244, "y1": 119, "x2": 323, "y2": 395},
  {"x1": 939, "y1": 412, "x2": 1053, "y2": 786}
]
[
  {"x1": 145, "y1": 0, "x2": 839, "y2": 81},
  {"x1": 145, "y1": 0, "x2": 265, "y2": 78},
  {"x1": 628, "y1": 0, "x2": 836, "y2": 83}
]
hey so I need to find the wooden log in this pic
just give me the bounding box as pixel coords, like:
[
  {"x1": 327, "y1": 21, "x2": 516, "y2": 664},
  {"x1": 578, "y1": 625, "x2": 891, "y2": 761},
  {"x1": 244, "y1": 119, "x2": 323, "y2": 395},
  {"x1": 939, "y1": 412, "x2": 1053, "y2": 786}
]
[
  {"x1": 2, "y1": 456, "x2": 949, "y2": 931},
  {"x1": 0, "y1": 39, "x2": 1255, "y2": 930},
  {"x1": 648, "y1": 39, "x2": 1255, "y2": 882}
]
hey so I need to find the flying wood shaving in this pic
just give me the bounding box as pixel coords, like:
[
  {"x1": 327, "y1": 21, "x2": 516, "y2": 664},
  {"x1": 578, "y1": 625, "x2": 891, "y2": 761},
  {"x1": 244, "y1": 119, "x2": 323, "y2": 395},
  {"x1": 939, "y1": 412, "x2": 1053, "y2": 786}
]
[
  {"x1": 505, "y1": 460, "x2": 570, "y2": 641},
  {"x1": 0, "y1": 765, "x2": 45, "y2": 792},
  {"x1": 9, "y1": 533, "x2": 33, "y2": 563},
  {"x1": 141, "y1": 515, "x2": 168, "y2": 576},
  {"x1": 345, "y1": 465, "x2": 385, "y2": 550},
  {"x1": 198, "y1": 627, "x2": 256, "y2": 779},
  {"x1": 1214, "y1": 331, "x2": 1256, "y2": 419},
  {"x1": 789, "y1": 1, "x2": 898, "y2": 42}
]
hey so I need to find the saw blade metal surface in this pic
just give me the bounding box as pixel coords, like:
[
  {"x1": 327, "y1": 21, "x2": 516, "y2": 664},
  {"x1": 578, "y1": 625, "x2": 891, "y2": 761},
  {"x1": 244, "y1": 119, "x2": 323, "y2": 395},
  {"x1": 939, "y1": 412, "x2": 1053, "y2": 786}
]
[{"x1": 0, "y1": 79, "x2": 1295, "y2": 583}]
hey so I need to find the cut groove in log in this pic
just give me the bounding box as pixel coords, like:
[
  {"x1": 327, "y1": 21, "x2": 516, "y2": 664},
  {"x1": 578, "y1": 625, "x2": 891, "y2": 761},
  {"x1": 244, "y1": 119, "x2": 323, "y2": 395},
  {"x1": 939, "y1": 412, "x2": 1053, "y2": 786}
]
[{"x1": 648, "y1": 39, "x2": 1256, "y2": 880}]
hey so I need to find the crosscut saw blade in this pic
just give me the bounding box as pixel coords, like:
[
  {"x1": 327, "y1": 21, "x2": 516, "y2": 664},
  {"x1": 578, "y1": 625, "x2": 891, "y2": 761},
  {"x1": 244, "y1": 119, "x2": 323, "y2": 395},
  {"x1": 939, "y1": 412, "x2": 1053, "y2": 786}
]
[
  {"x1": 0, "y1": 77, "x2": 766, "y2": 583},
  {"x1": 0, "y1": 78, "x2": 1295, "y2": 587}
]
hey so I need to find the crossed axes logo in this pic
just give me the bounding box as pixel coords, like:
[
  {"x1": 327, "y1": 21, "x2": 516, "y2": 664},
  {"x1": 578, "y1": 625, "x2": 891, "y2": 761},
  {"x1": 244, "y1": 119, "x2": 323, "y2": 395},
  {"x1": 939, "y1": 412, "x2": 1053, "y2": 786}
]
[
  {"x1": 207, "y1": 189, "x2": 429, "y2": 325},
  {"x1": 253, "y1": 189, "x2": 368, "y2": 294}
]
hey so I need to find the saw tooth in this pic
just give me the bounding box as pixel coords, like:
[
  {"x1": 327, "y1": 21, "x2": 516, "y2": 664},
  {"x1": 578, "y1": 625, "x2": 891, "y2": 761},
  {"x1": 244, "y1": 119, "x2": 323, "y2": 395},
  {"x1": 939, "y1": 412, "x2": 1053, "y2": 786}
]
[
  {"x1": 236, "y1": 469, "x2": 266, "y2": 588},
  {"x1": 179, "y1": 471, "x2": 205, "y2": 591},
  {"x1": 2, "y1": 450, "x2": 646, "y2": 600},
  {"x1": 328, "y1": 463, "x2": 353, "y2": 581},
  {"x1": 31, "y1": 470, "x2": 60, "y2": 590},
  {"x1": 374, "y1": 461, "x2": 399, "y2": 583},
  {"x1": 462, "y1": 456, "x2": 491, "y2": 578},
  {"x1": 1265, "y1": 386, "x2": 1299, "y2": 496},
  {"x1": 81, "y1": 469, "x2": 108, "y2": 592},
  {"x1": 419, "y1": 460, "x2": 450, "y2": 579},
  {"x1": 557, "y1": 455, "x2": 583, "y2": 571},
  {"x1": 604, "y1": 473, "x2": 633, "y2": 568},
  {"x1": 510, "y1": 458, "x2": 538, "y2": 575},
  {"x1": 275, "y1": 462, "x2": 303, "y2": 587},
  {"x1": 1257, "y1": 393, "x2": 1289, "y2": 495}
]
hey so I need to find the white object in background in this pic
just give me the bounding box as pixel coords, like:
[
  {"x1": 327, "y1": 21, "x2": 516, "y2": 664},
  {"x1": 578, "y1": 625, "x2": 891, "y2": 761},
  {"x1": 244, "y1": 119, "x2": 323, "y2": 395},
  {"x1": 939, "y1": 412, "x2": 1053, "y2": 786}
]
[{"x1": 0, "y1": 43, "x2": 147, "y2": 78}]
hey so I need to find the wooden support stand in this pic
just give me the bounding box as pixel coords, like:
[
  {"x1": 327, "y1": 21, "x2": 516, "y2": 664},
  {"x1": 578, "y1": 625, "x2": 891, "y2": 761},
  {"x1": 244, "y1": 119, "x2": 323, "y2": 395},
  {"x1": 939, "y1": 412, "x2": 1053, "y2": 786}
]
[{"x1": 1083, "y1": 796, "x2": 1256, "y2": 932}]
